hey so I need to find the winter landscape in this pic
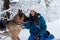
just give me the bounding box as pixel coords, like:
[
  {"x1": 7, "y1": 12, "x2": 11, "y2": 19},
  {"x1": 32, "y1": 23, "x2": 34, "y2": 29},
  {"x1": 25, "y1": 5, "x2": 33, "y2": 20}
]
[{"x1": 0, "y1": 0, "x2": 60, "y2": 40}]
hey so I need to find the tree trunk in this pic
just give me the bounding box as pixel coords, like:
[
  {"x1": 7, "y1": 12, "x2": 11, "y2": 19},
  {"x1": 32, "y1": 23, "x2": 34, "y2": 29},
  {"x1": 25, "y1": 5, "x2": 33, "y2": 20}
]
[
  {"x1": 3, "y1": 0, "x2": 10, "y2": 19},
  {"x1": 3, "y1": 0, "x2": 10, "y2": 10}
]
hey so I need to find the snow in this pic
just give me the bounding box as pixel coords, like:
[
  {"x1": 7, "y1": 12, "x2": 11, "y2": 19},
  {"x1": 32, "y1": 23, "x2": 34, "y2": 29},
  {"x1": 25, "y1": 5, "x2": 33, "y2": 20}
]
[
  {"x1": 0, "y1": 0, "x2": 60, "y2": 40},
  {"x1": 10, "y1": 0, "x2": 19, "y2": 2},
  {"x1": 47, "y1": 18, "x2": 60, "y2": 39}
]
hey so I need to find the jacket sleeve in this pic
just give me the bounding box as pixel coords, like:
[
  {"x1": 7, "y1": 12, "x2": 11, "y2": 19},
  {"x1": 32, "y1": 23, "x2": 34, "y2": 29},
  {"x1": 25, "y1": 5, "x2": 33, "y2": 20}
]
[
  {"x1": 24, "y1": 21, "x2": 30, "y2": 29},
  {"x1": 39, "y1": 16, "x2": 47, "y2": 36}
]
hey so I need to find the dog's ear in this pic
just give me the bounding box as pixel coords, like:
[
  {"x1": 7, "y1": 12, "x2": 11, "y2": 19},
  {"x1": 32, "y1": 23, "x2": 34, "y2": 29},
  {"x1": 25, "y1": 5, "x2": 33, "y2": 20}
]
[
  {"x1": 18, "y1": 10, "x2": 22, "y2": 14},
  {"x1": 18, "y1": 10, "x2": 22, "y2": 18}
]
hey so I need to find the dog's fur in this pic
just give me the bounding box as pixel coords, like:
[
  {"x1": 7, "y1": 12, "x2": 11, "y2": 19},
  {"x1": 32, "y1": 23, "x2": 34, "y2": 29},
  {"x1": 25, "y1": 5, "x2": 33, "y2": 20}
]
[{"x1": 6, "y1": 10, "x2": 27, "y2": 40}]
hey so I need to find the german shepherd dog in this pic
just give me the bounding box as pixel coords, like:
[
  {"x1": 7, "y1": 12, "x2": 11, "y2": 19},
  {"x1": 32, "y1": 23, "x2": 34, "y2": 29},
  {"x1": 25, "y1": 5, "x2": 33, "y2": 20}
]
[{"x1": 0, "y1": 10, "x2": 28, "y2": 40}]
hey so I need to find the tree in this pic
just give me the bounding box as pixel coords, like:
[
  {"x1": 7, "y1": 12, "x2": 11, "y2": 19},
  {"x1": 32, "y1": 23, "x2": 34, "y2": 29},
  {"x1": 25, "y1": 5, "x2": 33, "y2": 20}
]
[
  {"x1": 3, "y1": 0, "x2": 10, "y2": 10},
  {"x1": 44, "y1": 0, "x2": 50, "y2": 8},
  {"x1": 3, "y1": 0, "x2": 10, "y2": 19}
]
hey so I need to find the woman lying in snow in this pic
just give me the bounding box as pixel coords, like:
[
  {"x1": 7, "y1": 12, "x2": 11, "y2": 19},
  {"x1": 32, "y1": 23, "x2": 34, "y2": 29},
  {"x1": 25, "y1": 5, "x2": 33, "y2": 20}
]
[{"x1": 24, "y1": 5, "x2": 54, "y2": 40}]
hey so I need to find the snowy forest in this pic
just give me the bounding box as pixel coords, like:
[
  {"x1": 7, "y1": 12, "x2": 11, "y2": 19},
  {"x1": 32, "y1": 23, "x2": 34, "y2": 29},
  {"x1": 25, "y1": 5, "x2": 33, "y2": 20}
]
[{"x1": 0, "y1": 0, "x2": 60, "y2": 40}]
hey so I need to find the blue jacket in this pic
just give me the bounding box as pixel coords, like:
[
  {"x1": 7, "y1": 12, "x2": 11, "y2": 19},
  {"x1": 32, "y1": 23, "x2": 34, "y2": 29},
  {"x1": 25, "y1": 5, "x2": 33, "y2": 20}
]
[{"x1": 25, "y1": 13, "x2": 47, "y2": 36}]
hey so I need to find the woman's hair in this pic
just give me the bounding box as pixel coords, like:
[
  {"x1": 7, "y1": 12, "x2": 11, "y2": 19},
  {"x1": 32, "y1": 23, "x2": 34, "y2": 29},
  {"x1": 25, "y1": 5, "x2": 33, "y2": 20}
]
[{"x1": 30, "y1": 12, "x2": 38, "y2": 25}]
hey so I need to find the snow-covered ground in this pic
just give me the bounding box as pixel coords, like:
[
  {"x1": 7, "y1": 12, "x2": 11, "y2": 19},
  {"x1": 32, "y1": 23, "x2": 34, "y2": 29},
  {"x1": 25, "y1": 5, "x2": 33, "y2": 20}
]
[{"x1": 47, "y1": 18, "x2": 60, "y2": 39}]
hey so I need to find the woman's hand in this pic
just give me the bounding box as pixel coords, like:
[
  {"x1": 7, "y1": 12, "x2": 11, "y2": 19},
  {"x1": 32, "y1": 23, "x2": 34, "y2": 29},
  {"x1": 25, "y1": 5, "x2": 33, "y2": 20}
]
[{"x1": 36, "y1": 24, "x2": 40, "y2": 30}]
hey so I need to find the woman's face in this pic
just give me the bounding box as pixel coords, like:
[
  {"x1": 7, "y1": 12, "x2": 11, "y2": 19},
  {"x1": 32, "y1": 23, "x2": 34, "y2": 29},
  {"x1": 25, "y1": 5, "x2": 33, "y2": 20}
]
[{"x1": 30, "y1": 10, "x2": 36, "y2": 16}]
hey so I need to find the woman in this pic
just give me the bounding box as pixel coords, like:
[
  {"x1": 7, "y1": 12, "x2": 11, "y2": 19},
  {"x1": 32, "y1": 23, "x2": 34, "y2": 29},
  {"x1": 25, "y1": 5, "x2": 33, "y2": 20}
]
[{"x1": 24, "y1": 5, "x2": 47, "y2": 40}]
